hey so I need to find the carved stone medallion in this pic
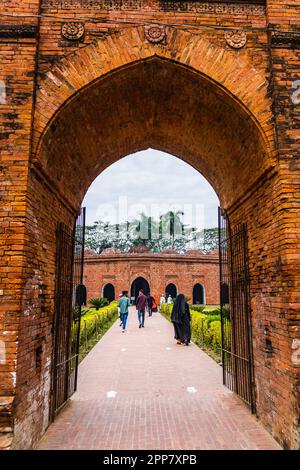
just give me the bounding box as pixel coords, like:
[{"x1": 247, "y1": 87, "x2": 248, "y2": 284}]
[
  {"x1": 61, "y1": 22, "x2": 85, "y2": 41},
  {"x1": 145, "y1": 24, "x2": 166, "y2": 44},
  {"x1": 225, "y1": 30, "x2": 247, "y2": 49}
]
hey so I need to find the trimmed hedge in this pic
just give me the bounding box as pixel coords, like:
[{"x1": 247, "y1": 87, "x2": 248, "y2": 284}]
[
  {"x1": 205, "y1": 314, "x2": 221, "y2": 326},
  {"x1": 190, "y1": 309, "x2": 222, "y2": 355},
  {"x1": 202, "y1": 306, "x2": 221, "y2": 315},
  {"x1": 190, "y1": 305, "x2": 205, "y2": 313},
  {"x1": 191, "y1": 305, "x2": 221, "y2": 315},
  {"x1": 160, "y1": 302, "x2": 222, "y2": 362}
]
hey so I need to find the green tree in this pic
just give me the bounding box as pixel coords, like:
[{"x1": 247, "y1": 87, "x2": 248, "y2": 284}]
[
  {"x1": 84, "y1": 212, "x2": 219, "y2": 254},
  {"x1": 203, "y1": 228, "x2": 219, "y2": 252}
]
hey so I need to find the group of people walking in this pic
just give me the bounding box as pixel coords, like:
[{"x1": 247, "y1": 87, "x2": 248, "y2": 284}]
[
  {"x1": 135, "y1": 290, "x2": 158, "y2": 328},
  {"x1": 118, "y1": 290, "x2": 191, "y2": 346},
  {"x1": 118, "y1": 290, "x2": 158, "y2": 332}
]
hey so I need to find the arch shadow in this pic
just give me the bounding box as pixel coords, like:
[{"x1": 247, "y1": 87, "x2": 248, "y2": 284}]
[
  {"x1": 193, "y1": 283, "x2": 206, "y2": 305},
  {"x1": 103, "y1": 283, "x2": 115, "y2": 303},
  {"x1": 130, "y1": 277, "x2": 150, "y2": 304}
]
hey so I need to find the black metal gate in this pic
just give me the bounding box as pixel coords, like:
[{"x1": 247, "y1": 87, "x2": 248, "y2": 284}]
[
  {"x1": 218, "y1": 207, "x2": 255, "y2": 412},
  {"x1": 51, "y1": 208, "x2": 86, "y2": 420}
]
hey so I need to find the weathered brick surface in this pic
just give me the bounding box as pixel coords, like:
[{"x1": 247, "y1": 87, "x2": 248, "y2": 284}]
[
  {"x1": 84, "y1": 252, "x2": 219, "y2": 305},
  {"x1": 0, "y1": 0, "x2": 41, "y2": 449},
  {"x1": 0, "y1": 0, "x2": 299, "y2": 451},
  {"x1": 263, "y1": 0, "x2": 300, "y2": 450}
]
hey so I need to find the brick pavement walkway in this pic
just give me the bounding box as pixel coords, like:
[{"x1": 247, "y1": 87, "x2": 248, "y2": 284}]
[{"x1": 37, "y1": 308, "x2": 281, "y2": 450}]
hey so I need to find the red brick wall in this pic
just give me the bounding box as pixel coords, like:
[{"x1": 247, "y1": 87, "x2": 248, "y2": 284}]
[
  {"x1": 84, "y1": 253, "x2": 220, "y2": 305},
  {"x1": 0, "y1": 0, "x2": 299, "y2": 451},
  {"x1": 0, "y1": 0, "x2": 41, "y2": 450},
  {"x1": 265, "y1": 0, "x2": 300, "y2": 450}
]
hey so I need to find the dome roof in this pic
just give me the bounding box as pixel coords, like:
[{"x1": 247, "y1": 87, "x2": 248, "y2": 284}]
[
  {"x1": 207, "y1": 249, "x2": 219, "y2": 256},
  {"x1": 84, "y1": 248, "x2": 97, "y2": 256},
  {"x1": 100, "y1": 247, "x2": 121, "y2": 255},
  {"x1": 129, "y1": 245, "x2": 151, "y2": 253},
  {"x1": 185, "y1": 249, "x2": 204, "y2": 256}
]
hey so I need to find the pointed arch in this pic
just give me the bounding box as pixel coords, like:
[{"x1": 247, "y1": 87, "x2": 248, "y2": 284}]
[
  {"x1": 33, "y1": 27, "x2": 276, "y2": 210},
  {"x1": 165, "y1": 283, "x2": 177, "y2": 299},
  {"x1": 34, "y1": 26, "x2": 274, "y2": 159},
  {"x1": 102, "y1": 283, "x2": 115, "y2": 303},
  {"x1": 130, "y1": 277, "x2": 150, "y2": 304},
  {"x1": 193, "y1": 283, "x2": 206, "y2": 305}
]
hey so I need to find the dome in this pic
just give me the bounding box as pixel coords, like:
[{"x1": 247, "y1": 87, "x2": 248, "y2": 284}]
[
  {"x1": 185, "y1": 249, "x2": 204, "y2": 256},
  {"x1": 160, "y1": 248, "x2": 178, "y2": 255},
  {"x1": 207, "y1": 249, "x2": 219, "y2": 256},
  {"x1": 84, "y1": 248, "x2": 97, "y2": 256},
  {"x1": 129, "y1": 245, "x2": 151, "y2": 253},
  {"x1": 100, "y1": 247, "x2": 121, "y2": 255}
]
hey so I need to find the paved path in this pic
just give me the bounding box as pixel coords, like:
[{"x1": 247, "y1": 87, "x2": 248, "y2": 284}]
[{"x1": 37, "y1": 308, "x2": 281, "y2": 450}]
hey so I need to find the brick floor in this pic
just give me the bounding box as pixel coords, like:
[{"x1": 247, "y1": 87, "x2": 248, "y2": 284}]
[{"x1": 37, "y1": 308, "x2": 281, "y2": 450}]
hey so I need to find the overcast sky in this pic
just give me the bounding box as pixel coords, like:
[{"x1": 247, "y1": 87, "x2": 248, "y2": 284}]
[{"x1": 83, "y1": 149, "x2": 219, "y2": 229}]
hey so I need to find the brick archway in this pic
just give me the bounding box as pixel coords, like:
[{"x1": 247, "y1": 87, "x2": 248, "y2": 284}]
[
  {"x1": 33, "y1": 26, "x2": 274, "y2": 157},
  {"x1": 193, "y1": 283, "x2": 206, "y2": 305},
  {"x1": 165, "y1": 283, "x2": 177, "y2": 299},
  {"x1": 1, "y1": 15, "x2": 299, "y2": 451},
  {"x1": 17, "y1": 27, "x2": 295, "y2": 451},
  {"x1": 130, "y1": 276, "x2": 150, "y2": 303},
  {"x1": 33, "y1": 26, "x2": 275, "y2": 210},
  {"x1": 102, "y1": 283, "x2": 115, "y2": 302}
]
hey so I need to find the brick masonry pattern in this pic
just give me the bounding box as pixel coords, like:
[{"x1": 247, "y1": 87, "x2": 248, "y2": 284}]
[
  {"x1": 37, "y1": 310, "x2": 281, "y2": 450},
  {"x1": 84, "y1": 252, "x2": 220, "y2": 305}
]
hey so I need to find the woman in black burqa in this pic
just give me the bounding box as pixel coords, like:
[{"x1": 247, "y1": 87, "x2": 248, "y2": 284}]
[{"x1": 171, "y1": 293, "x2": 191, "y2": 346}]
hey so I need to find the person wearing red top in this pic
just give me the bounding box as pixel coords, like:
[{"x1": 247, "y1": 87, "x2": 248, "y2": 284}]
[{"x1": 135, "y1": 289, "x2": 147, "y2": 328}]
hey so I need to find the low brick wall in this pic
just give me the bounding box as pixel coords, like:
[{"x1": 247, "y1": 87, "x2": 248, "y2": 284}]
[{"x1": 84, "y1": 251, "x2": 220, "y2": 305}]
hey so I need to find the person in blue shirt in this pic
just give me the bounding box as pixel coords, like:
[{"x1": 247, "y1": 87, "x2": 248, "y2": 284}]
[{"x1": 118, "y1": 290, "x2": 130, "y2": 332}]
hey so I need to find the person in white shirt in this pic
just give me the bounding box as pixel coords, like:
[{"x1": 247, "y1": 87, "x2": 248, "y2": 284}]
[
  {"x1": 160, "y1": 295, "x2": 165, "y2": 309},
  {"x1": 167, "y1": 295, "x2": 173, "y2": 304}
]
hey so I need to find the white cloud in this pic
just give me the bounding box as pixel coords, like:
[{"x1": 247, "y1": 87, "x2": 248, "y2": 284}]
[{"x1": 83, "y1": 149, "x2": 219, "y2": 228}]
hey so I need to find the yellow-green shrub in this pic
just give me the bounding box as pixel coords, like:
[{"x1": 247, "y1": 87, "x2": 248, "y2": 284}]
[
  {"x1": 160, "y1": 302, "x2": 173, "y2": 320},
  {"x1": 209, "y1": 320, "x2": 222, "y2": 352},
  {"x1": 161, "y1": 303, "x2": 222, "y2": 359},
  {"x1": 80, "y1": 302, "x2": 118, "y2": 347},
  {"x1": 191, "y1": 310, "x2": 212, "y2": 347},
  {"x1": 190, "y1": 309, "x2": 222, "y2": 357}
]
